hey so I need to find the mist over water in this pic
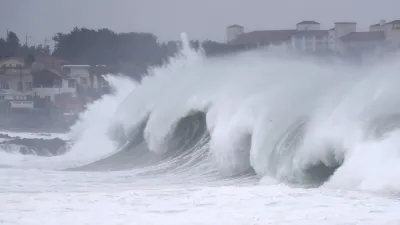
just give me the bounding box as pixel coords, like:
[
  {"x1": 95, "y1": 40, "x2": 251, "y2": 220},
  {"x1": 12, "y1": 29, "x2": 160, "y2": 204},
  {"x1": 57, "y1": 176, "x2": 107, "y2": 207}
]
[
  {"x1": 2, "y1": 35, "x2": 400, "y2": 195},
  {"x1": 0, "y1": 75, "x2": 137, "y2": 169}
]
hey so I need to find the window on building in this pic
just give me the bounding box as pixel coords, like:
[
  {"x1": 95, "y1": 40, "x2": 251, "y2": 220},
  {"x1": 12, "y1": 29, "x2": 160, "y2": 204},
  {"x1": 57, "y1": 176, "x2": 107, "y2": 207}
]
[
  {"x1": 80, "y1": 77, "x2": 87, "y2": 85},
  {"x1": 68, "y1": 80, "x2": 76, "y2": 88},
  {"x1": 295, "y1": 37, "x2": 303, "y2": 49},
  {"x1": 54, "y1": 79, "x2": 62, "y2": 88},
  {"x1": 25, "y1": 82, "x2": 32, "y2": 91},
  {"x1": 305, "y1": 41, "x2": 313, "y2": 47},
  {"x1": 0, "y1": 82, "x2": 9, "y2": 89},
  {"x1": 63, "y1": 67, "x2": 71, "y2": 74},
  {"x1": 316, "y1": 42, "x2": 328, "y2": 50},
  {"x1": 18, "y1": 82, "x2": 23, "y2": 91}
]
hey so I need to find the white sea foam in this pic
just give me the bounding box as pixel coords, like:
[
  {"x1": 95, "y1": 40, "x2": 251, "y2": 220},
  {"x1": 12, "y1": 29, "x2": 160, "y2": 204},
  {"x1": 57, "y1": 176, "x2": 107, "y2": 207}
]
[{"x1": 2, "y1": 34, "x2": 400, "y2": 195}]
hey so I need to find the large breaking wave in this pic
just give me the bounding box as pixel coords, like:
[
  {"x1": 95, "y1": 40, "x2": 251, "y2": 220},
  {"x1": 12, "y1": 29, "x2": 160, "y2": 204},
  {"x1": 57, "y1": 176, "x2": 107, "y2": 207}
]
[{"x1": 2, "y1": 34, "x2": 400, "y2": 193}]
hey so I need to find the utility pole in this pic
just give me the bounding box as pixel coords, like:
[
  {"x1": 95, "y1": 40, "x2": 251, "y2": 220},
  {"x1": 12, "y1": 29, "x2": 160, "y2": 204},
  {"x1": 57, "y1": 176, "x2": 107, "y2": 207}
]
[
  {"x1": 25, "y1": 33, "x2": 32, "y2": 46},
  {"x1": 43, "y1": 37, "x2": 53, "y2": 55}
]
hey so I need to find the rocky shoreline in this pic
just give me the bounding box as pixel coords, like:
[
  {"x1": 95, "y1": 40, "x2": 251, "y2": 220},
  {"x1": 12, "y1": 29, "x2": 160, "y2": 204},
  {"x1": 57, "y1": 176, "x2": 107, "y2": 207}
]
[
  {"x1": 0, "y1": 133, "x2": 68, "y2": 156},
  {"x1": 0, "y1": 112, "x2": 74, "y2": 134}
]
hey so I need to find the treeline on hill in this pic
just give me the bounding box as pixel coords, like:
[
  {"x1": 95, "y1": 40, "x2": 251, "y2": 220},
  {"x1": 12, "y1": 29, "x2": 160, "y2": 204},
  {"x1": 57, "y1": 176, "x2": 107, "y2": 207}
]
[
  {"x1": 0, "y1": 31, "x2": 51, "y2": 59},
  {"x1": 0, "y1": 28, "x2": 251, "y2": 80}
]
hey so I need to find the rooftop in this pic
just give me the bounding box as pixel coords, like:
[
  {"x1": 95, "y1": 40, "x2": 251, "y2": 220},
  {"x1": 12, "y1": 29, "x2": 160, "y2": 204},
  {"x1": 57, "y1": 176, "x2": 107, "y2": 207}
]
[
  {"x1": 334, "y1": 22, "x2": 357, "y2": 24},
  {"x1": 0, "y1": 57, "x2": 25, "y2": 63},
  {"x1": 0, "y1": 89, "x2": 26, "y2": 96},
  {"x1": 231, "y1": 30, "x2": 296, "y2": 45},
  {"x1": 228, "y1": 24, "x2": 243, "y2": 28},
  {"x1": 387, "y1": 20, "x2": 400, "y2": 24},
  {"x1": 62, "y1": 65, "x2": 91, "y2": 68},
  {"x1": 297, "y1": 21, "x2": 320, "y2": 25},
  {"x1": 340, "y1": 31, "x2": 385, "y2": 42},
  {"x1": 292, "y1": 30, "x2": 329, "y2": 38},
  {"x1": 36, "y1": 56, "x2": 68, "y2": 64}
]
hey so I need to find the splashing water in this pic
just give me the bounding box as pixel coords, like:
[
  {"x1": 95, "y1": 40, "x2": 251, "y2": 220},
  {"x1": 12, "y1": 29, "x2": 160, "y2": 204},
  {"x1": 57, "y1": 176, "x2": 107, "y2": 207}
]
[
  {"x1": 2, "y1": 33, "x2": 400, "y2": 195},
  {"x1": 110, "y1": 36, "x2": 400, "y2": 193},
  {"x1": 0, "y1": 75, "x2": 137, "y2": 169}
]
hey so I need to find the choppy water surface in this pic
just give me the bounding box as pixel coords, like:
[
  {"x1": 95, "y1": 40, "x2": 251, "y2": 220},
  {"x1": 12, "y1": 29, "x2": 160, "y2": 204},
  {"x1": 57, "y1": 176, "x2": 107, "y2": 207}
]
[{"x1": 1, "y1": 36, "x2": 400, "y2": 224}]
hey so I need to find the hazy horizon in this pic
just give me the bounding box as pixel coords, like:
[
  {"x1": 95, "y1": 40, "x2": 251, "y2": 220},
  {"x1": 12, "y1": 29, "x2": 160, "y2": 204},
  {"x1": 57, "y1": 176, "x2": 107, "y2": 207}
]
[{"x1": 1, "y1": 0, "x2": 400, "y2": 47}]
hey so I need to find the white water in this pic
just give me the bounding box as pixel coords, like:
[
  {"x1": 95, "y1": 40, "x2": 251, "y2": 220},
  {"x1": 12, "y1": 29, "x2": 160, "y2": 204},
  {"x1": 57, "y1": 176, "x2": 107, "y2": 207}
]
[
  {"x1": 0, "y1": 131, "x2": 68, "y2": 140},
  {"x1": 0, "y1": 75, "x2": 137, "y2": 169},
  {"x1": 1, "y1": 36, "x2": 400, "y2": 224},
  {"x1": 112, "y1": 43, "x2": 400, "y2": 193}
]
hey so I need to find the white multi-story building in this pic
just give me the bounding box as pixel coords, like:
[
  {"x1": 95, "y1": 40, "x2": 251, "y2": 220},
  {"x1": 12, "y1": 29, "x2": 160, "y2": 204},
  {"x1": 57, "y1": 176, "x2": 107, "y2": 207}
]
[
  {"x1": 0, "y1": 57, "x2": 107, "y2": 112},
  {"x1": 335, "y1": 20, "x2": 400, "y2": 54},
  {"x1": 296, "y1": 21, "x2": 321, "y2": 31},
  {"x1": 369, "y1": 20, "x2": 387, "y2": 32},
  {"x1": 291, "y1": 31, "x2": 329, "y2": 51},
  {"x1": 382, "y1": 20, "x2": 400, "y2": 47},
  {"x1": 226, "y1": 25, "x2": 244, "y2": 43},
  {"x1": 62, "y1": 65, "x2": 91, "y2": 88},
  {"x1": 227, "y1": 21, "x2": 330, "y2": 52},
  {"x1": 0, "y1": 58, "x2": 33, "y2": 93},
  {"x1": 62, "y1": 64, "x2": 105, "y2": 91},
  {"x1": 0, "y1": 57, "x2": 34, "y2": 110},
  {"x1": 32, "y1": 68, "x2": 77, "y2": 102},
  {"x1": 0, "y1": 89, "x2": 34, "y2": 110},
  {"x1": 227, "y1": 19, "x2": 400, "y2": 54},
  {"x1": 292, "y1": 21, "x2": 329, "y2": 51}
]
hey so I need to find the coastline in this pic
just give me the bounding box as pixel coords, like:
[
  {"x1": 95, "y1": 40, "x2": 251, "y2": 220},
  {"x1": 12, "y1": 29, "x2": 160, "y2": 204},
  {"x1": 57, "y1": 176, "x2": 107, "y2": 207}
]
[
  {"x1": 0, "y1": 131, "x2": 69, "y2": 157},
  {"x1": 0, "y1": 113, "x2": 71, "y2": 156},
  {"x1": 0, "y1": 111, "x2": 75, "y2": 134}
]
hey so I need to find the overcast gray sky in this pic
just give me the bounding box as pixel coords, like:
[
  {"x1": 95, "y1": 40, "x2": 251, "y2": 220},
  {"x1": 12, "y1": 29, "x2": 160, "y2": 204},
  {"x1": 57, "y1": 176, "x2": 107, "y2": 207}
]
[{"x1": 1, "y1": 0, "x2": 399, "y2": 46}]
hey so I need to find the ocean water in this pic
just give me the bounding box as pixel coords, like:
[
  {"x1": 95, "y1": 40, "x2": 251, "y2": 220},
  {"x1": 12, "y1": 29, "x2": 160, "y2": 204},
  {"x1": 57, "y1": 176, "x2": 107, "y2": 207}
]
[
  {"x1": 1, "y1": 170, "x2": 399, "y2": 225},
  {"x1": 1, "y1": 34, "x2": 400, "y2": 224}
]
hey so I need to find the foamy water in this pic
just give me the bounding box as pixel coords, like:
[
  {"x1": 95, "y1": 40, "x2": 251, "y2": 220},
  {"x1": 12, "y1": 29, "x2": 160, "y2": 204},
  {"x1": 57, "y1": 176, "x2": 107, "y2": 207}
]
[
  {"x1": 0, "y1": 131, "x2": 68, "y2": 140},
  {"x1": 1, "y1": 35, "x2": 400, "y2": 224},
  {"x1": 1, "y1": 170, "x2": 400, "y2": 225}
]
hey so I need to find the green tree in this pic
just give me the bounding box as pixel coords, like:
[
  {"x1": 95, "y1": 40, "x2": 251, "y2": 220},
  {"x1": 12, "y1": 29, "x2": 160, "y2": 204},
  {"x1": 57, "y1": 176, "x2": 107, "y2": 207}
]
[
  {"x1": 49, "y1": 27, "x2": 253, "y2": 80},
  {"x1": 6, "y1": 31, "x2": 20, "y2": 57},
  {"x1": 0, "y1": 38, "x2": 6, "y2": 58},
  {"x1": 52, "y1": 27, "x2": 170, "y2": 79},
  {"x1": 24, "y1": 54, "x2": 35, "y2": 67}
]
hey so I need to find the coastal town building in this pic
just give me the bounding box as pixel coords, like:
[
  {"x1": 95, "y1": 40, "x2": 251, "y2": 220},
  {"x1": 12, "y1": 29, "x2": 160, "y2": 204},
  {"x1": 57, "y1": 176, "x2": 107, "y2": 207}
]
[
  {"x1": 0, "y1": 57, "x2": 33, "y2": 93},
  {"x1": 227, "y1": 19, "x2": 400, "y2": 54},
  {"x1": 0, "y1": 56, "x2": 107, "y2": 114},
  {"x1": 0, "y1": 57, "x2": 34, "y2": 110},
  {"x1": 226, "y1": 25, "x2": 245, "y2": 44},
  {"x1": 62, "y1": 65, "x2": 91, "y2": 88},
  {"x1": 227, "y1": 25, "x2": 294, "y2": 47},
  {"x1": 0, "y1": 89, "x2": 33, "y2": 111},
  {"x1": 31, "y1": 57, "x2": 75, "y2": 103},
  {"x1": 291, "y1": 21, "x2": 329, "y2": 52}
]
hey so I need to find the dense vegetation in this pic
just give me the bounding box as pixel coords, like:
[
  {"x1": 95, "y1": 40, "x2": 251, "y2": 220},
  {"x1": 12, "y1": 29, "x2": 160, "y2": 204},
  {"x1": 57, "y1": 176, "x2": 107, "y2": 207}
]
[
  {"x1": 0, "y1": 28, "x2": 250, "y2": 80},
  {"x1": 0, "y1": 31, "x2": 51, "y2": 59}
]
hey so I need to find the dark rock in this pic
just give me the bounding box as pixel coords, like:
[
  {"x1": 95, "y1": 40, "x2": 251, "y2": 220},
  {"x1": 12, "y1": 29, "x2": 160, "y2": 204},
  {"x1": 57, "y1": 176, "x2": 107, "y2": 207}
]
[
  {"x1": 0, "y1": 137, "x2": 68, "y2": 156},
  {"x1": 0, "y1": 133, "x2": 11, "y2": 139}
]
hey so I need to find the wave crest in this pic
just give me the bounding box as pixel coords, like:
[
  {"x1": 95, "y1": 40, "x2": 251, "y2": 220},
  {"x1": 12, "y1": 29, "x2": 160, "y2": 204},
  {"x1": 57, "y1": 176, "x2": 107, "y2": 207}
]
[{"x1": 4, "y1": 35, "x2": 400, "y2": 194}]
